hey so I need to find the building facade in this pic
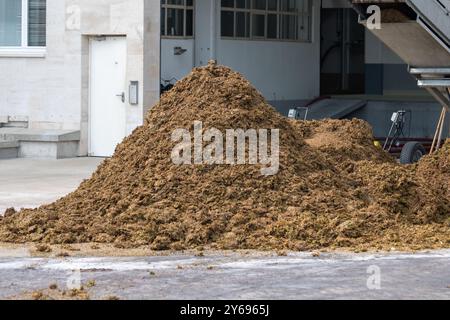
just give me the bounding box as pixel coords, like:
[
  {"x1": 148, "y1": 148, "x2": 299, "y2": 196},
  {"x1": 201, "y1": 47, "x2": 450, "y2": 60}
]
[
  {"x1": 0, "y1": 0, "x2": 160, "y2": 158},
  {"x1": 0, "y1": 0, "x2": 432, "y2": 159}
]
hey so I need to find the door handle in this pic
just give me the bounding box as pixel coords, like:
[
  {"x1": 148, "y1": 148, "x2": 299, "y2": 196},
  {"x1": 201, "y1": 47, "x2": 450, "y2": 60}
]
[{"x1": 116, "y1": 92, "x2": 125, "y2": 103}]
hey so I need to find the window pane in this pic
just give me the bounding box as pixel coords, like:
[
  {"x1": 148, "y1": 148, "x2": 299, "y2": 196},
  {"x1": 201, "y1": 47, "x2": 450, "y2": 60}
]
[
  {"x1": 28, "y1": 0, "x2": 46, "y2": 47},
  {"x1": 221, "y1": 0, "x2": 234, "y2": 8},
  {"x1": 186, "y1": 0, "x2": 193, "y2": 6},
  {"x1": 268, "y1": 0, "x2": 277, "y2": 11},
  {"x1": 252, "y1": 14, "x2": 265, "y2": 37},
  {"x1": 236, "y1": 12, "x2": 249, "y2": 38},
  {"x1": 280, "y1": 14, "x2": 297, "y2": 40},
  {"x1": 267, "y1": 14, "x2": 277, "y2": 39},
  {"x1": 252, "y1": 0, "x2": 266, "y2": 10},
  {"x1": 221, "y1": 11, "x2": 234, "y2": 37},
  {"x1": 167, "y1": 8, "x2": 184, "y2": 36},
  {"x1": 186, "y1": 9, "x2": 193, "y2": 36},
  {"x1": 0, "y1": 0, "x2": 22, "y2": 46}
]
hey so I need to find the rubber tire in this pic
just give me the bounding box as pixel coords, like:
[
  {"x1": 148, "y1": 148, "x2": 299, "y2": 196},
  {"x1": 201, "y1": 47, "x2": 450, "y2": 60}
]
[{"x1": 400, "y1": 142, "x2": 426, "y2": 164}]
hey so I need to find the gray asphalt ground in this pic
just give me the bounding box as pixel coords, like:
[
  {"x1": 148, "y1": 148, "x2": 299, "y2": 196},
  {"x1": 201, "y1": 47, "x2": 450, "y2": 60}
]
[
  {"x1": 0, "y1": 250, "x2": 450, "y2": 299},
  {"x1": 0, "y1": 158, "x2": 449, "y2": 300}
]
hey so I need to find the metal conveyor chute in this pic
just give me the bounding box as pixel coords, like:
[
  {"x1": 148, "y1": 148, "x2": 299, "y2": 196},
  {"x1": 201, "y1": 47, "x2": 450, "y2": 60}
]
[{"x1": 351, "y1": 0, "x2": 450, "y2": 151}]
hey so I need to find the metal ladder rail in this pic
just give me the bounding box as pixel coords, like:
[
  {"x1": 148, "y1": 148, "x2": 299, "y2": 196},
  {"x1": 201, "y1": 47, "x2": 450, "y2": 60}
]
[{"x1": 407, "y1": 0, "x2": 450, "y2": 51}]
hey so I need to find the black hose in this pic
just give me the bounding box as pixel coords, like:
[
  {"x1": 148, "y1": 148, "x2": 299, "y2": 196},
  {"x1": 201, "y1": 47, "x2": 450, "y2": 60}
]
[{"x1": 320, "y1": 43, "x2": 341, "y2": 67}]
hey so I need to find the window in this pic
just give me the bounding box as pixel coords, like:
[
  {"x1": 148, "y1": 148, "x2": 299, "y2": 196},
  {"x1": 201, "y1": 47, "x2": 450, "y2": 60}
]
[
  {"x1": 161, "y1": 0, "x2": 194, "y2": 38},
  {"x1": 220, "y1": 0, "x2": 312, "y2": 42},
  {"x1": 0, "y1": 0, "x2": 46, "y2": 48}
]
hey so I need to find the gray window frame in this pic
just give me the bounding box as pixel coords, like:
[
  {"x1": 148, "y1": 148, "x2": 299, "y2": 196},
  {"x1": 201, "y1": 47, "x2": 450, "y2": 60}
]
[
  {"x1": 161, "y1": 0, "x2": 195, "y2": 39},
  {"x1": 220, "y1": 0, "x2": 312, "y2": 42}
]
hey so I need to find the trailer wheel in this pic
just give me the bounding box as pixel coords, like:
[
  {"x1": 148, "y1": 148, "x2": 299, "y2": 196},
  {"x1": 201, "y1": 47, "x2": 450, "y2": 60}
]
[{"x1": 400, "y1": 142, "x2": 426, "y2": 164}]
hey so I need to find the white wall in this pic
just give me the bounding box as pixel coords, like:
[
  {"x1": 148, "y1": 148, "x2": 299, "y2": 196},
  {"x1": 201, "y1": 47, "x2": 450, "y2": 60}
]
[
  {"x1": 161, "y1": 39, "x2": 194, "y2": 82},
  {"x1": 143, "y1": 0, "x2": 162, "y2": 115},
  {"x1": 217, "y1": 39, "x2": 320, "y2": 100},
  {"x1": 0, "y1": 0, "x2": 80, "y2": 131},
  {"x1": 0, "y1": 0, "x2": 161, "y2": 155},
  {"x1": 195, "y1": 0, "x2": 215, "y2": 66}
]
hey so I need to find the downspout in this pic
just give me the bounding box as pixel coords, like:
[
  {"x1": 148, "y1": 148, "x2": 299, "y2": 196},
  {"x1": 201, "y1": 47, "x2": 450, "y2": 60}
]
[{"x1": 210, "y1": 0, "x2": 217, "y2": 61}]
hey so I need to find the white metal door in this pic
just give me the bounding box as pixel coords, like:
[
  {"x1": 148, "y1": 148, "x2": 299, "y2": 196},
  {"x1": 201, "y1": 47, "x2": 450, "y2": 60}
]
[{"x1": 89, "y1": 36, "x2": 127, "y2": 157}]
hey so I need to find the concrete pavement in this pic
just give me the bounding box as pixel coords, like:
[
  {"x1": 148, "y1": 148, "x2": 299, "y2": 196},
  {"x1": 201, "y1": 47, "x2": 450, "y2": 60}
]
[
  {"x1": 0, "y1": 157, "x2": 104, "y2": 213},
  {"x1": 0, "y1": 157, "x2": 449, "y2": 300}
]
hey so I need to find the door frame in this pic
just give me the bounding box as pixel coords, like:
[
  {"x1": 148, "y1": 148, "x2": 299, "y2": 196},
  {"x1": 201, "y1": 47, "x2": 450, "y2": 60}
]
[{"x1": 88, "y1": 35, "x2": 127, "y2": 157}]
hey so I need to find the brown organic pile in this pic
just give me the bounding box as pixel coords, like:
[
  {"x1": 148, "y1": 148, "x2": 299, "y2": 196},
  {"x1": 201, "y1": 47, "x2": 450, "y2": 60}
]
[
  {"x1": 0, "y1": 62, "x2": 449, "y2": 252},
  {"x1": 416, "y1": 140, "x2": 450, "y2": 201}
]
